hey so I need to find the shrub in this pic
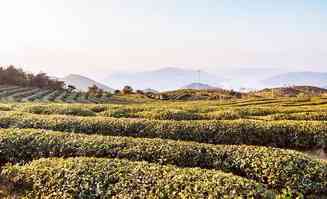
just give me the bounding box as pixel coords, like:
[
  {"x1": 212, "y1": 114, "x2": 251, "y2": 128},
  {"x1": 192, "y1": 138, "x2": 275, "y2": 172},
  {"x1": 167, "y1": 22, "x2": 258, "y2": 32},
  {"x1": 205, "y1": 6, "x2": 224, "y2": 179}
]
[
  {"x1": 1, "y1": 157, "x2": 273, "y2": 198},
  {"x1": 0, "y1": 104, "x2": 11, "y2": 111},
  {"x1": 268, "y1": 112, "x2": 327, "y2": 121},
  {"x1": 122, "y1": 85, "x2": 133, "y2": 94},
  {"x1": 136, "y1": 90, "x2": 144, "y2": 95},
  {"x1": 203, "y1": 110, "x2": 242, "y2": 120},
  {"x1": 19, "y1": 104, "x2": 96, "y2": 117},
  {"x1": 0, "y1": 111, "x2": 326, "y2": 150},
  {"x1": 0, "y1": 128, "x2": 326, "y2": 194},
  {"x1": 139, "y1": 109, "x2": 202, "y2": 120},
  {"x1": 98, "y1": 109, "x2": 134, "y2": 118},
  {"x1": 98, "y1": 107, "x2": 145, "y2": 118}
]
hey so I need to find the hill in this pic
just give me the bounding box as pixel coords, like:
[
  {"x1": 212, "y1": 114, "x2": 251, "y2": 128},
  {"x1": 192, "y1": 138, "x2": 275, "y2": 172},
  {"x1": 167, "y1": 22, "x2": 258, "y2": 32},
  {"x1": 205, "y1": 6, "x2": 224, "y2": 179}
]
[
  {"x1": 182, "y1": 83, "x2": 220, "y2": 90},
  {"x1": 146, "y1": 89, "x2": 244, "y2": 100},
  {"x1": 262, "y1": 72, "x2": 327, "y2": 87},
  {"x1": 105, "y1": 67, "x2": 225, "y2": 91},
  {"x1": 142, "y1": 88, "x2": 159, "y2": 93},
  {"x1": 254, "y1": 86, "x2": 327, "y2": 97},
  {"x1": 61, "y1": 74, "x2": 114, "y2": 92}
]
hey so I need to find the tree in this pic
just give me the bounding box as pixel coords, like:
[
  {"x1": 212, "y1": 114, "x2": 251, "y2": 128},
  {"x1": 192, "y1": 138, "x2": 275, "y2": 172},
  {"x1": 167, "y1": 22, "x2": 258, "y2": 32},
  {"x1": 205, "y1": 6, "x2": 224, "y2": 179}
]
[
  {"x1": 95, "y1": 89, "x2": 104, "y2": 98},
  {"x1": 67, "y1": 85, "x2": 76, "y2": 92},
  {"x1": 122, "y1": 85, "x2": 133, "y2": 94},
  {"x1": 30, "y1": 73, "x2": 49, "y2": 88},
  {"x1": 87, "y1": 85, "x2": 104, "y2": 98},
  {"x1": 0, "y1": 65, "x2": 65, "y2": 90},
  {"x1": 87, "y1": 85, "x2": 99, "y2": 96},
  {"x1": 48, "y1": 80, "x2": 65, "y2": 90},
  {"x1": 136, "y1": 90, "x2": 144, "y2": 95}
]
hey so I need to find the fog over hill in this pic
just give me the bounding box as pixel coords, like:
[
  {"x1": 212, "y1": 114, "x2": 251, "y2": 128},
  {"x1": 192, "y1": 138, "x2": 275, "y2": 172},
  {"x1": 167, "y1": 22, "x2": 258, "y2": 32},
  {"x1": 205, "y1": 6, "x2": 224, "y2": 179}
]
[
  {"x1": 61, "y1": 74, "x2": 114, "y2": 92},
  {"x1": 58, "y1": 67, "x2": 327, "y2": 92},
  {"x1": 182, "y1": 83, "x2": 220, "y2": 90},
  {"x1": 262, "y1": 72, "x2": 327, "y2": 88},
  {"x1": 105, "y1": 67, "x2": 225, "y2": 91}
]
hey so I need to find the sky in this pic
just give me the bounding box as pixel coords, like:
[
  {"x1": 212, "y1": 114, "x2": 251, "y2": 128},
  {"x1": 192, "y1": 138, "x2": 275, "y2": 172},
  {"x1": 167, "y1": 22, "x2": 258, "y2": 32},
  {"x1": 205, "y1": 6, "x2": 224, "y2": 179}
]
[{"x1": 0, "y1": 0, "x2": 326, "y2": 79}]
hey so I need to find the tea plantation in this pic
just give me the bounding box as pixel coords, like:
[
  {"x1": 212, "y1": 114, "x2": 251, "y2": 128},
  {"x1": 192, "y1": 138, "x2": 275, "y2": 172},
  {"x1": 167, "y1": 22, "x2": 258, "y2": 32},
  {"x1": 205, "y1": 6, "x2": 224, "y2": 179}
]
[{"x1": 0, "y1": 94, "x2": 327, "y2": 198}]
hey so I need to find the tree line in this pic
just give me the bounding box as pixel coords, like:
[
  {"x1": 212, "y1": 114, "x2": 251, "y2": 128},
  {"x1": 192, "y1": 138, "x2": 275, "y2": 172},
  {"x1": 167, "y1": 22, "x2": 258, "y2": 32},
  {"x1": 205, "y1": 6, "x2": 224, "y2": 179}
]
[{"x1": 0, "y1": 65, "x2": 65, "y2": 90}]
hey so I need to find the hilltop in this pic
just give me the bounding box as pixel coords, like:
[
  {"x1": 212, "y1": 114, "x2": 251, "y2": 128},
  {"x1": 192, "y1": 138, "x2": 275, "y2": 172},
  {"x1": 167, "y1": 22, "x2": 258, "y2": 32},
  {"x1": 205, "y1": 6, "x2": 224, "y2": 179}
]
[
  {"x1": 254, "y1": 86, "x2": 327, "y2": 97},
  {"x1": 182, "y1": 83, "x2": 220, "y2": 90},
  {"x1": 61, "y1": 74, "x2": 114, "y2": 92},
  {"x1": 105, "y1": 67, "x2": 225, "y2": 91},
  {"x1": 262, "y1": 72, "x2": 327, "y2": 88}
]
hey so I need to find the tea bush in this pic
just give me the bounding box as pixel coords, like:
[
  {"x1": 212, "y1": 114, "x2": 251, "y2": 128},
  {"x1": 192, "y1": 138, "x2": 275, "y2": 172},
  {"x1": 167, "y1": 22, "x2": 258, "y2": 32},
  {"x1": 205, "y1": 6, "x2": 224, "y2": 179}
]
[
  {"x1": 2, "y1": 157, "x2": 273, "y2": 198},
  {"x1": 19, "y1": 104, "x2": 96, "y2": 116},
  {"x1": 0, "y1": 111, "x2": 326, "y2": 150},
  {"x1": 0, "y1": 128, "x2": 326, "y2": 194},
  {"x1": 139, "y1": 109, "x2": 203, "y2": 120},
  {"x1": 268, "y1": 112, "x2": 327, "y2": 121}
]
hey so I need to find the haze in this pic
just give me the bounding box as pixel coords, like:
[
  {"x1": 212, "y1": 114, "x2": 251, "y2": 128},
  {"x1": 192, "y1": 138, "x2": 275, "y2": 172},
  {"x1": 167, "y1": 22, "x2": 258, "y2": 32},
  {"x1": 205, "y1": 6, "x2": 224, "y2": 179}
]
[{"x1": 0, "y1": 0, "x2": 327, "y2": 79}]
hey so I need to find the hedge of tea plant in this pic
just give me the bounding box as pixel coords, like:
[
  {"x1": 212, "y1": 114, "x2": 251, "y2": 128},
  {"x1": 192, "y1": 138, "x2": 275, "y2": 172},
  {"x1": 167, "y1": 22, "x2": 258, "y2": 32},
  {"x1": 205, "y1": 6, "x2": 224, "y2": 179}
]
[
  {"x1": 0, "y1": 104, "x2": 11, "y2": 111},
  {"x1": 14, "y1": 102, "x2": 327, "y2": 121},
  {"x1": 267, "y1": 112, "x2": 327, "y2": 121},
  {"x1": 0, "y1": 111, "x2": 326, "y2": 150},
  {"x1": 1, "y1": 157, "x2": 275, "y2": 199},
  {"x1": 18, "y1": 104, "x2": 97, "y2": 116},
  {"x1": 0, "y1": 128, "x2": 326, "y2": 194}
]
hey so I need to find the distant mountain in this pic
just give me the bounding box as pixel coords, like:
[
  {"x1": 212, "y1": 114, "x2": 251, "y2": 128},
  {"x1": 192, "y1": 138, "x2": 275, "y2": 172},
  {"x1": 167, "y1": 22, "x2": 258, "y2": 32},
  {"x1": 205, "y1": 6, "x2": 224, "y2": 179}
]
[
  {"x1": 255, "y1": 86, "x2": 327, "y2": 97},
  {"x1": 106, "y1": 67, "x2": 225, "y2": 91},
  {"x1": 61, "y1": 74, "x2": 114, "y2": 92},
  {"x1": 182, "y1": 83, "x2": 219, "y2": 90},
  {"x1": 143, "y1": 88, "x2": 159, "y2": 93},
  {"x1": 262, "y1": 72, "x2": 327, "y2": 87}
]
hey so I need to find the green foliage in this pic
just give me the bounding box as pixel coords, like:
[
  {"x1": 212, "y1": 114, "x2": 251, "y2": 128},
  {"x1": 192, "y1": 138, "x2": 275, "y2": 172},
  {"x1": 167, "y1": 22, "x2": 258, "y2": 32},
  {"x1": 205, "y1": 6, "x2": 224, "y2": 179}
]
[
  {"x1": 0, "y1": 97, "x2": 327, "y2": 197},
  {"x1": 122, "y1": 85, "x2": 133, "y2": 94},
  {"x1": 1, "y1": 157, "x2": 273, "y2": 198},
  {"x1": 0, "y1": 128, "x2": 326, "y2": 195},
  {"x1": 19, "y1": 104, "x2": 96, "y2": 117},
  {"x1": 98, "y1": 109, "x2": 135, "y2": 118},
  {"x1": 0, "y1": 104, "x2": 11, "y2": 111},
  {"x1": 0, "y1": 65, "x2": 65, "y2": 89},
  {"x1": 268, "y1": 112, "x2": 327, "y2": 121},
  {"x1": 0, "y1": 111, "x2": 326, "y2": 150},
  {"x1": 139, "y1": 109, "x2": 202, "y2": 120},
  {"x1": 87, "y1": 84, "x2": 104, "y2": 98}
]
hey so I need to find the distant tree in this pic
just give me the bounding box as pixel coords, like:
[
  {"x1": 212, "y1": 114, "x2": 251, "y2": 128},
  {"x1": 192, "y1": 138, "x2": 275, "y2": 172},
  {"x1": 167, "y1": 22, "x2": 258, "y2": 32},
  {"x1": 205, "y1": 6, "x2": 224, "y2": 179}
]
[
  {"x1": 159, "y1": 93, "x2": 169, "y2": 100},
  {"x1": 30, "y1": 73, "x2": 49, "y2": 88},
  {"x1": 297, "y1": 92, "x2": 306, "y2": 98},
  {"x1": 105, "y1": 92, "x2": 113, "y2": 98},
  {"x1": 87, "y1": 85, "x2": 99, "y2": 96},
  {"x1": 95, "y1": 88, "x2": 104, "y2": 98},
  {"x1": 67, "y1": 85, "x2": 76, "y2": 92},
  {"x1": 2, "y1": 65, "x2": 26, "y2": 86},
  {"x1": 0, "y1": 65, "x2": 65, "y2": 90},
  {"x1": 122, "y1": 85, "x2": 133, "y2": 94},
  {"x1": 136, "y1": 90, "x2": 144, "y2": 95},
  {"x1": 114, "y1": 90, "x2": 121, "y2": 94},
  {"x1": 48, "y1": 80, "x2": 65, "y2": 90},
  {"x1": 87, "y1": 85, "x2": 105, "y2": 98}
]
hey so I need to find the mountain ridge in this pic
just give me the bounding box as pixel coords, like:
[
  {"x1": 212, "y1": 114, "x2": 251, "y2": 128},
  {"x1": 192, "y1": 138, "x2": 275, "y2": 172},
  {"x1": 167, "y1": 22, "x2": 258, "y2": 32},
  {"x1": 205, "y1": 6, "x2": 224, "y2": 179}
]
[
  {"x1": 262, "y1": 72, "x2": 327, "y2": 87},
  {"x1": 182, "y1": 82, "x2": 220, "y2": 90},
  {"x1": 105, "y1": 67, "x2": 225, "y2": 91},
  {"x1": 61, "y1": 74, "x2": 114, "y2": 92}
]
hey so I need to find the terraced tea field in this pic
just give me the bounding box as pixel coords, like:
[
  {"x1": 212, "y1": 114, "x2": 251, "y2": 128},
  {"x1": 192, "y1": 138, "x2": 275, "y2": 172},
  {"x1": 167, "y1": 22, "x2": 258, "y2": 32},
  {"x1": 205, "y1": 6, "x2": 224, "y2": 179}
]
[
  {"x1": 0, "y1": 85, "x2": 109, "y2": 103},
  {"x1": 0, "y1": 95, "x2": 327, "y2": 198}
]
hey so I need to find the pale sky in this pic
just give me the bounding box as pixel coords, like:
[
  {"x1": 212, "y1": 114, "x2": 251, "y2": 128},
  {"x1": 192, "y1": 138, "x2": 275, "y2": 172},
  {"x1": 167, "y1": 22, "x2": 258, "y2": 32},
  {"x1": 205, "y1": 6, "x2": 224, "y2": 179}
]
[{"x1": 0, "y1": 0, "x2": 326, "y2": 79}]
